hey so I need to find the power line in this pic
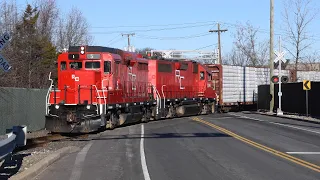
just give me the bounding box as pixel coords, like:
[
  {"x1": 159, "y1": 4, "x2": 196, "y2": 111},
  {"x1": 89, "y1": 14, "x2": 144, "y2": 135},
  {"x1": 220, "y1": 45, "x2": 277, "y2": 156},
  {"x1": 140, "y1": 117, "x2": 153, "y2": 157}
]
[
  {"x1": 194, "y1": 44, "x2": 218, "y2": 50},
  {"x1": 87, "y1": 23, "x2": 217, "y2": 35},
  {"x1": 135, "y1": 33, "x2": 211, "y2": 40},
  {"x1": 89, "y1": 20, "x2": 218, "y2": 29},
  {"x1": 106, "y1": 35, "x2": 121, "y2": 45},
  {"x1": 107, "y1": 36, "x2": 123, "y2": 46}
]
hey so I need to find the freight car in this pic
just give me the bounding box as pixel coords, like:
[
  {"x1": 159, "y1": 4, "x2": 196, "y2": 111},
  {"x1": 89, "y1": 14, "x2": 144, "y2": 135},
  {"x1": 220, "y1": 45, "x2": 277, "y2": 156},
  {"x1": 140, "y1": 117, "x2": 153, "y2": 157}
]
[
  {"x1": 45, "y1": 46, "x2": 217, "y2": 133},
  {"x1": 205, "y1": 64, "x2": 320, "y2": 112}
]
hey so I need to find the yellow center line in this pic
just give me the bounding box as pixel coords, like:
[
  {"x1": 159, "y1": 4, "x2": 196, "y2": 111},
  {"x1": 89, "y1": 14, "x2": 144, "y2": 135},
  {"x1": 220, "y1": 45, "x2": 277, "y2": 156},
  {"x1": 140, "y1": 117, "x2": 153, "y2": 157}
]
[{"x1": 191, "y1": 117, "x2": 320, "y2": 173}]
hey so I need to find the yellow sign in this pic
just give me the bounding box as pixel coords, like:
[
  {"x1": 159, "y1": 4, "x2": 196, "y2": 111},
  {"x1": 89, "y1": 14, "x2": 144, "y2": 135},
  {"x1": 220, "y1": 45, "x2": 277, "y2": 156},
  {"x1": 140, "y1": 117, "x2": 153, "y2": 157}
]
[{"x1": 303, "y1": 80, "x2": 311, "y2": 90}]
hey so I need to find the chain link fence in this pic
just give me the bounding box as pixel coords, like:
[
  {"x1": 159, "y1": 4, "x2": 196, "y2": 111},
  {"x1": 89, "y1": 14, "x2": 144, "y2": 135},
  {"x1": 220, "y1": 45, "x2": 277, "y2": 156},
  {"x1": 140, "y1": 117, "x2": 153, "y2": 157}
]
[{"x1": 0, "y1": 87, "x2": 47, "y2": 135}]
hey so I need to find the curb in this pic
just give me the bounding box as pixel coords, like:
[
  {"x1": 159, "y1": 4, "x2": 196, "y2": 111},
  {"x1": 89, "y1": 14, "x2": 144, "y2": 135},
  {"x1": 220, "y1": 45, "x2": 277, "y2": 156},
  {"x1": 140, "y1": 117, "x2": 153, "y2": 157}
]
[
  {"x1": 10, "y1": 146, "x2": 80, "y2": 180},
  {"x1": 253, "y1": 111, "x2": 320, "y2": 124}
]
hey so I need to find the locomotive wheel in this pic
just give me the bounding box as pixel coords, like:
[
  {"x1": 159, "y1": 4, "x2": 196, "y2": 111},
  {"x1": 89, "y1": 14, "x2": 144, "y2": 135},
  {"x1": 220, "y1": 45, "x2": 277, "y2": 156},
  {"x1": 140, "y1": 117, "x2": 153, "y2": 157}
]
[
  {"x1": 109, "y1": 112, "x2": 119, "y2": 130},
  {"x1": 211, "y1": 103, "x2": 216, "y2": 114}
]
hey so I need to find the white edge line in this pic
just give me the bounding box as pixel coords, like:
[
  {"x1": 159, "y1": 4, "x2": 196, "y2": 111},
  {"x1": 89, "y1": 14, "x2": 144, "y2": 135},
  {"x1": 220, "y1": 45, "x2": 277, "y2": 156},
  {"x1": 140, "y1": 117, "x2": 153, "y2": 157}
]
[
  {"x1": 69, "y1": 142, "x2": 93, "y2": 180},
  {"x1": 270, "y1": 122, "x2": 320, "y2": 135},
  {"x1": 229, "y1": 113, "x2": 320, "y2": 135},
  {"x1": 286, "y1": 152, "x2": 320, "y2": 154},
  {"x1": 141, "y1": 124, "x2": 151, "y2": 180}
]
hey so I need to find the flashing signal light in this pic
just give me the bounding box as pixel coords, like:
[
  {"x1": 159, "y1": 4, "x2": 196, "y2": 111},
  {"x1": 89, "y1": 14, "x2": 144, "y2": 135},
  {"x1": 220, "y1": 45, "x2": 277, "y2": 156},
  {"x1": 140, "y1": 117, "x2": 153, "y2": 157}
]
[
  {"x1": 271, "y1": 76, "x2": 279, "y2": 83},
  {"x1": 281, "y1": 76, "x2": 289, "y2": 83},
  {"x1": 271, "y1": 75, "x2": 289, "y2": 84}
]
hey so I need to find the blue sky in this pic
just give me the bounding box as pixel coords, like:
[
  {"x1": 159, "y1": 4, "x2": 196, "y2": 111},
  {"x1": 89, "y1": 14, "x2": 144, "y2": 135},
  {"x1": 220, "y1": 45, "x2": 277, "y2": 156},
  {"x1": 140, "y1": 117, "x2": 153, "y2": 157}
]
[{"x1": 16, "y1": 0, "x2": 320, "y2": 57}]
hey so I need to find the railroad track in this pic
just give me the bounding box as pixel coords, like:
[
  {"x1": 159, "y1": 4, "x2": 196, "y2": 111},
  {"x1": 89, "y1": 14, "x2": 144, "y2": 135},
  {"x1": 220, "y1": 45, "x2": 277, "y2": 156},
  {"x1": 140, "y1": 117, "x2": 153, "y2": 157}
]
[{"x1": 13, "y1": 133, "x2": 89, "y2": 152}]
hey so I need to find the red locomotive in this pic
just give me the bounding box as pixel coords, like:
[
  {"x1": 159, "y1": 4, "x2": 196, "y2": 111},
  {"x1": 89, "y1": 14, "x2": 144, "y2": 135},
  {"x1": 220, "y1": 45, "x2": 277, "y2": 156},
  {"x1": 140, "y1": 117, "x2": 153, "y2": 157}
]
[{"x1": 45, "y1": 46, "x2": 217, "y2": 133}]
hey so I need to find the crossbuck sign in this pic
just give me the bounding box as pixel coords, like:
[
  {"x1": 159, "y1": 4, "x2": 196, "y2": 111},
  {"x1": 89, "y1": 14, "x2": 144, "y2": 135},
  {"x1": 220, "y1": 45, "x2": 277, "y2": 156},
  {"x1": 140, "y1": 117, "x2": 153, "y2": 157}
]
[
  {"x1": 0, "y1": 32, "x2": 12, "y2": 72},
  {"x1": 273, "y1": 36, "x2": 286, "y2": 116}
]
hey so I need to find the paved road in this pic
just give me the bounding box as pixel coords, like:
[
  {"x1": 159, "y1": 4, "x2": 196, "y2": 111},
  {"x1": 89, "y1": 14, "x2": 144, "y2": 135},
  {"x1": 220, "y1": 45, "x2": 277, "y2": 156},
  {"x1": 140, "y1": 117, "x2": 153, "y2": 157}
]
[{"x1": 33, "y1": 113, "x2": 320, "y2": 180}]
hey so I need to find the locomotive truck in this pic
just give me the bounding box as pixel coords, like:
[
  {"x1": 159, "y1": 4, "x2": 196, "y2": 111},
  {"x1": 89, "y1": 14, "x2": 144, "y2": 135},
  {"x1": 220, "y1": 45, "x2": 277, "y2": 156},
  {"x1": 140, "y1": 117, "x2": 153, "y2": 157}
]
[{"x1": 45, "y1": 46, "x2": 217, "y2": 133}]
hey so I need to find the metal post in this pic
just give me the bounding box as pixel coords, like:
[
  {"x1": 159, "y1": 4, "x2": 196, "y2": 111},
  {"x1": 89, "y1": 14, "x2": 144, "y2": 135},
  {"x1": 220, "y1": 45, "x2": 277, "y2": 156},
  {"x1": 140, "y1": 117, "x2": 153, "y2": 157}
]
[
  {"x1": 306, "y1": 90, "x2": 309, "y2": 117},
  {"x1": 90, "y1": 85, "x2": 93, "y2": 104},
  {"x1": 64, "y1": 85, "x2": 67, "y2": 102},
  {"x1": 54, "y1": 86, "x2": 56, "y2": 105},
  {"x1": 277, "y1": 36, "x2": 283, "y2": 115},
  {"x1": 270, "y1": 0, "x2": 275, "y2": 113},
  {"x1": 78, "y1": 85, "x2": 81, "y2": 104}
]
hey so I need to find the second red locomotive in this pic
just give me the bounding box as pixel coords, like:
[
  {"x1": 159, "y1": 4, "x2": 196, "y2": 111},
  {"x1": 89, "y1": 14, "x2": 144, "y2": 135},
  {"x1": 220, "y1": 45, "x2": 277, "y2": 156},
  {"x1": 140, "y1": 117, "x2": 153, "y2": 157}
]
[{"x1": 45, "y1": 46, "x2": 217, "y2": 133}]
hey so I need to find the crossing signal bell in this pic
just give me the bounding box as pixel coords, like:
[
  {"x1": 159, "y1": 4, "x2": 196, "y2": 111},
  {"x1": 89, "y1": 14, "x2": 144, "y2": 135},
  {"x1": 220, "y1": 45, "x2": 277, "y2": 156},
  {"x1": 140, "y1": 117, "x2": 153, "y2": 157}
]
[{"x1": 271, "y1": 75, "x2": 289, "y2": 84}]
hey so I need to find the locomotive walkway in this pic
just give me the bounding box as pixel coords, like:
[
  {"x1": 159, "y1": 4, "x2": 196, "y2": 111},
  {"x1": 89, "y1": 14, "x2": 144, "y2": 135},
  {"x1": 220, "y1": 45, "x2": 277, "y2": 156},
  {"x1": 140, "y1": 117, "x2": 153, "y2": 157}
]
[{"x1": 32, "y1": 113, "x2": 320, "y2": 180}]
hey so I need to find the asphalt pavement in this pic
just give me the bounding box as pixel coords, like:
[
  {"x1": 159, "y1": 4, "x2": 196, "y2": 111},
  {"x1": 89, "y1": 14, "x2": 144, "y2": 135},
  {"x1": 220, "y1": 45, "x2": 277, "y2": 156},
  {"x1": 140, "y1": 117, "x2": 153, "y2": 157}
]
[{"x1": 33, "y1": 113, "x2": 320, "y2": 180}]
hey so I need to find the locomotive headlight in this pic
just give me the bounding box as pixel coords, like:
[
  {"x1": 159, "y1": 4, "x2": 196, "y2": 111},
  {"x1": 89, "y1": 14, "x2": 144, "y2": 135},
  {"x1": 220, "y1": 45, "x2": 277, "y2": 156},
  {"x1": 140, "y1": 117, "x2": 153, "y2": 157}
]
[
  {"x1": 55, "y1": 104, "x2": 60, "y2": 109},
  {"x1": 80, "y1": 46, "x2": 85, "y2": 54},
  {"x1": 86, "y1": 105, "x2": 91, "y2": 110}
]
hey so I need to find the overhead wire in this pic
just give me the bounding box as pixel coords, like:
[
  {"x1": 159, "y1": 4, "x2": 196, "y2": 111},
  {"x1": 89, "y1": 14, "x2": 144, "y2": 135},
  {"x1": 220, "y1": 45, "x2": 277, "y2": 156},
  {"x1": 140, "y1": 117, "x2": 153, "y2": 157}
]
[
  {"x1": 135, "y1": 33, "x2": 211, "y2": 40},
  {"x1": 194, "y1": 44, "x2": 218, "y2": 50},
  {"x1": 89, "y1": 20, "x2": 218, "y2": 29},
  {"x1": 106, "y1": 34, "x2": 122, "y2": 45},
  {"x1": 88, "y1": 22, "x2": 217, "y2": 35}
]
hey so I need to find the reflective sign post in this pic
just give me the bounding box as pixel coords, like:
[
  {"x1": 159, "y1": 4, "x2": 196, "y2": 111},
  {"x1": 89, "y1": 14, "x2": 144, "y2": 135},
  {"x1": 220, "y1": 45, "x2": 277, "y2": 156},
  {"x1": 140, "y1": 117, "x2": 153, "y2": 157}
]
[{"x1": 303, "y1": 80, "x2": 311, "y2": 116}]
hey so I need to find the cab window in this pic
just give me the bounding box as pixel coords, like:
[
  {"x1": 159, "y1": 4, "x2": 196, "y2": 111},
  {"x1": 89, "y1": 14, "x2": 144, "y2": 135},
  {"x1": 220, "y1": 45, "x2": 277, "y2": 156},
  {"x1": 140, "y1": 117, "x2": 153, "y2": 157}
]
[
  {"x1": 70, "y1": 62, "x2": 82, "y2": 70},
  {"x1": 60, "y1": 61, "x2": 66, "y2": 70},
  {"x1": 104, "y1": 61, "x2": 111, "y2": 73},
  {"x1": 207, "y1": 72, "x2": 212, "y2": 81},
  {"x1": 85, "y1": 61, "x2": 100, "y2": 69},
  {"x1": 200, "y1": 71, "x2": 205, "y2": 80}
]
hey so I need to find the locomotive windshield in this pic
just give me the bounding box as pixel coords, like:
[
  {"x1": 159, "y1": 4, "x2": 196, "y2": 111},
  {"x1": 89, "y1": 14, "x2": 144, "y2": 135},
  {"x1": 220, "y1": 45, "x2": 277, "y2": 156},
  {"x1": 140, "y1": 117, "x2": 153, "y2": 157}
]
[
  {"x1": 104, "y1": 61, "x2": 111, "y2": 73},
  {"x1": 85, "y1": 61, "x2": 100, "y2": 69}
]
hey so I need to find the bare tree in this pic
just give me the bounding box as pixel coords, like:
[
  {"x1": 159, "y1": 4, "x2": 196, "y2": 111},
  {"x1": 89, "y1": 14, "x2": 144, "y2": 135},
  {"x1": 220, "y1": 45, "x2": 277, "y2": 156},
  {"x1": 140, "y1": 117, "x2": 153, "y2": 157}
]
[
  {"x1": 55, "y1": 7, "x2": 93, "y2": 51},
  {"x1": 0, "y1": 0, "x2": 18, "y2": 34},
  {"x1": 301, "y1": 50, "x2": 320, "y2": 70},
  {"x1": 0, "y1": 0, "x2": 19, "y2": 86},
  {"x1": 225, "y1": 47, "x2": 246, "y2": 66},
  {"x1": 282, "y1": 0, "x2": 319, "y2": 72},
  {"x1": 34, "y1": 0, "x2": 59, "y2": 41},
  {"x1": 227, "y1": 22, "x2": 269, "y2": 67}
]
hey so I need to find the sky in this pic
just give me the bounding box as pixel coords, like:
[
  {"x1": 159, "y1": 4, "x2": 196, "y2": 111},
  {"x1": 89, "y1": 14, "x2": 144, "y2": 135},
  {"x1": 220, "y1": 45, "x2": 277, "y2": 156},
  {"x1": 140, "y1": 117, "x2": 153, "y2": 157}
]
[{"x1": 15, "y1": 0, "x2": 320, "y2": 59}]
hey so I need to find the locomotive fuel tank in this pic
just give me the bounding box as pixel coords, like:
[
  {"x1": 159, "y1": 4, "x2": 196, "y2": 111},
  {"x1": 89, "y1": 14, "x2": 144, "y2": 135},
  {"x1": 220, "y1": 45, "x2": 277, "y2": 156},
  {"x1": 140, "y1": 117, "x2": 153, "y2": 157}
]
[{"x1": 176, "y1": 104, "x2": 201, "y2": 117}]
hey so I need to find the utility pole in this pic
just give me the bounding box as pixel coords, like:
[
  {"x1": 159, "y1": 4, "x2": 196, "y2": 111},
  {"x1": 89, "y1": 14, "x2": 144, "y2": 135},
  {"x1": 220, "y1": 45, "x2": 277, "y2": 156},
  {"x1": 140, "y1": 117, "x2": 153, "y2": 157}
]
[
  {"x1": 122, "y1": 33, "x2": 135, "y2": 48},
  {"x1": 209, "y1": 23, "x2": 228, "y2": 64},
  {"x1": 270, "y1": 0, "x2": 275, "y2": 113}
]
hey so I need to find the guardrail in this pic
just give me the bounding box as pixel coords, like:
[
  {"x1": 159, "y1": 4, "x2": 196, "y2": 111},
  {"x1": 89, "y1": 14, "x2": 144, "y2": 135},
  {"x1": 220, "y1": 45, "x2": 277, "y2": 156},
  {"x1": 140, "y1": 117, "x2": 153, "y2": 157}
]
[{"x1": 0, "y1": 126, "x2": 27, "y2": 162}]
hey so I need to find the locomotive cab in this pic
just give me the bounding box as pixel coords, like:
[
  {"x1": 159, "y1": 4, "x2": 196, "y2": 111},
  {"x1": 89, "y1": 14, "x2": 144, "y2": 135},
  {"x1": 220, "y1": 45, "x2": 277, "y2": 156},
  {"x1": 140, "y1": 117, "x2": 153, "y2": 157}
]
[
  {"x1": 45, "y1": 46, "x2": 119, "y2": 133},
  {"x1": 45, "y1": 46, "x2": 151, "y2": 133}
]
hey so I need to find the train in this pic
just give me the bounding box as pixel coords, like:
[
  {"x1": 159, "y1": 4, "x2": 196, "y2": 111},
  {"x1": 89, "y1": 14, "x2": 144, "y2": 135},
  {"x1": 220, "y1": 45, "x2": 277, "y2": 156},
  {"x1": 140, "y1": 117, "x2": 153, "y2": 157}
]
[
  {"x1": 205, "y1": 64, "x2": 320, "y2": 112},
  {"x1": 45, "y1": 46, "x2": 217, "y2": 133}
]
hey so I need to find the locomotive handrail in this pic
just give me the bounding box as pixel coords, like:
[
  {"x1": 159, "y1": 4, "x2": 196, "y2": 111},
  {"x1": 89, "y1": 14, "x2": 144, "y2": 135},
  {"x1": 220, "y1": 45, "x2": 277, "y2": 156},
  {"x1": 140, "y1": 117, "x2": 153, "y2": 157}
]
[
  {"x1": 46, "y1": 72, "x2": 54, "y2": 115},
  {"x1": 153, "y1": 85, "x2": 161, "y2": 115},
  {"x1": 161, "y1": 85, "x2": 166, "y2": 109},
  {"x1": 92, "y1": 85, "x2": 101, "y2": 115},
  {"x1": 101, "y1": 79, "x2": 109, "y2": 106}
]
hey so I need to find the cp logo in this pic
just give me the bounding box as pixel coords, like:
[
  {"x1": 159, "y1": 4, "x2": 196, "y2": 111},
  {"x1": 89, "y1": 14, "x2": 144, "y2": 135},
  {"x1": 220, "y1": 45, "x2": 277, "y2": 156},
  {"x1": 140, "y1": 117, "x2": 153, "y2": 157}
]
[{"x1": 72, "y1": 74, "x2": 79, "y2": 81}]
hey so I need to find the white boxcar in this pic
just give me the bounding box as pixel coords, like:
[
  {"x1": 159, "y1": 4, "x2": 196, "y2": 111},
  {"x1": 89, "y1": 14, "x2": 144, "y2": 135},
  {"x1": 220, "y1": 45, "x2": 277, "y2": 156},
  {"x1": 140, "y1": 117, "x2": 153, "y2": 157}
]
[{"x1": 206, "y1": 64, "x2": 320, "y2": 112}]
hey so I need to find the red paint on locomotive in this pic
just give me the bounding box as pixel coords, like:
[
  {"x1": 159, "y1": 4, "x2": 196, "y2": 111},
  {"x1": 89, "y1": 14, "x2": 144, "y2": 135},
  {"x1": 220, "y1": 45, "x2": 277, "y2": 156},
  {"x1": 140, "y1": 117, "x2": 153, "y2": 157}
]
[{"x1": 45, "y1": 46, "x2": 217, "y2": 134}]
